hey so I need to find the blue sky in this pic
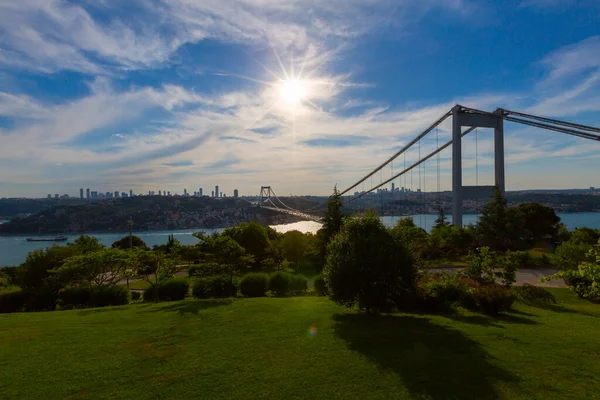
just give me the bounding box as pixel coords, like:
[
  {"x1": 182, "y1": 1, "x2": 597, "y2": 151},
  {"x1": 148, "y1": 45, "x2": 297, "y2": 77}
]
[{"x1": 0, "y1": 0, "x2": 599, "y2": 198}]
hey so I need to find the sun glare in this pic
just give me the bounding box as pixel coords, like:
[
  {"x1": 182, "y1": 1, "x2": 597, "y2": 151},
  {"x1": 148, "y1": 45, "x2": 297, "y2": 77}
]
[{"x1": 279, "y1": 79, "x2": 307, "y2": 106}]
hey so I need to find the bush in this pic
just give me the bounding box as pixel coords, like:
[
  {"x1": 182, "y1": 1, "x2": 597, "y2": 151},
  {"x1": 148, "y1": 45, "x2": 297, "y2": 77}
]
[
  {"x1": 552, "y1": 240, "x2": 594, "y2": 270},
  {"x1": 513, "y1": 284, "x2": 556, "y2": 305},
  {"x1": 412, "y1": 272, "x2": 476, "y2": 312},
  {"x1": 325, "y1": 214, "x2": 415, "y2": 311},
  {"x1": 239, "y1": 273, "x2": 269, "y2": 297},
  {"x1": 191, "y1": 275, "x2": 237, "y2": 299},
  {"x1": 0, "y1": 290, "x2": 28, "y2": 313},
  {"x1": 313, "y1": 275, "x2": 327, "y2": 296},
  {"x1": 131, "y1": 291, "x2": 141, "y2": 301},
  {"x1": 144, "y1": 278, "x2": 190, "y2": 302},
  {"x1": 268, "y1": 271, "x2": 293, "y2": 296},
  {"x1": 59, "y1": 286, "x2": 93, "y2": 309},
  {"x1": 91, "y1": 285, "x2": 130, "y2": 307},
  {"x1": 462, "y1": 247, "x2": 518, "y2": 287},
  {"x1": 289, "y1": 274, "x2": 308, "y2": 295},
  {"x1": 463, "y1": 284, "x2": 515, "y2": 315},
  {"x1": 59, "y1": 285, "x2": 129, "y2": 308},
  {"x1": 188, "y1": 263, "x2": 222, "y2": 277},
  {"x1": 0, "y1": 290, "x2": 57, "y2": 313},
  {"x1": 543, "y1": 249, "x2": 600, "y2": 301}
]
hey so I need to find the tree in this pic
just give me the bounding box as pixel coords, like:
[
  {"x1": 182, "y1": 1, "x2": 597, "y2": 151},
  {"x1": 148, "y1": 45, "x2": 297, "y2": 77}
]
[
  {"x1": 19, "y1": 245, "x2": 78, "y2": 292},
  {"x1": 569, "y1": 228, "x2": 600, "y2": 245},
  {"x1": 199, "y1": 235, "x2": 254, "y2": 286},
  {"x1": 323, "y1": 213, "x2": 415, "y2": 312},
  {"x1": 507, "y1": 202, "x2": 561, "y2": 245},
  {"x1": 429, "y1": 224, "x2": 474, "y2": 257},
  {"x1": 111, "y1": 235, "x2": 149, "y2": 250},
  {"x1": 54, "y1": 248, "x2": 130, "y2": 287},
  {"x1": 433, "y1": 208, "x2": 449, "y2": 229},
  {"x1": 317, "y1": 186, "x2": 345, "y2": 266},
  {"x1": 391, "y1": 217, "x2": 430, "y2": 268},
  {"x1": 222, "y1": 222, "x2": 273, "y2": 267},
  {"x1": 280, "y1": 230, "x2": 308, "y2": 270},
  {"x1": 552, "y1": 240, "x2": 594, "y2": 270},
  {"x1": 68, "y1": 234, "x2": 104, "y2": 254},
  {"x1": 476, "y1": 186, "x2": 526, "y2": 251},
  {"x1": 131, "y1": 250, "x2": 177, "y2": 287}
]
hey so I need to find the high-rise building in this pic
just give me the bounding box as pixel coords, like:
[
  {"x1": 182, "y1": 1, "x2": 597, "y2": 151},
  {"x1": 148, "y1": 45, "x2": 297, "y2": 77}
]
[
  {"x1": 129, "y1": 189, "x2": 133, "y2": 197},
  {"x1": 167, "y1": 191, "x2": 171, "y2": 196},
  {"x1": 80, "y1": 188, "x2": 84, "y2": 199},
  {"x1": 54, "y1": 194, "x2": 59, "y2": 199},
  {"x1": 234, "y1": 189, "x2": 239, "y2": 198},
  {"x1": 184, "y1": 188, "x2": 188, "y2": 196},
  {"x1": 114, "y1": 191, "x2": 119, "y2": 198},
  {"x1": 159, "y1": 190, "x2": 162, "y2": 196},
  {"x1": 106, "y1": 192, "x2": 112, "y2": 198},
  {"x1": 86, "y1": 188, "x2": 90, "y2": 199},
  {"x1": 215, "y1": 185, "x2": 219, "y2": 198},
  {"x1": 199, "y1": 188, "x2": 203, "y2": 197},
  {"x1": 391, "y1": 183, "x2": 395, "y2": 192},
  {"x1": 211, "y1": 190, "x2": 214, "y2": 197},
  {"x1": 122, "y1": 192, "x2": 127, "y2": 197},
  {"x1": 47, "y1": 194, "x2": 51, "y2": 199}
]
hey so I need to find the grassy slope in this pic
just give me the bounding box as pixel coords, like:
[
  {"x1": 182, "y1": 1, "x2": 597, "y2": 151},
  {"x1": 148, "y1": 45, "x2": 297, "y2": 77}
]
[{"x1": 1, "y1": 290, "x2": 599, "y2": 400}]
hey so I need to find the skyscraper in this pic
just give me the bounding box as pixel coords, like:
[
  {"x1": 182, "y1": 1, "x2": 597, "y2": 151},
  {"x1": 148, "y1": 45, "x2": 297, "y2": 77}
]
[
  {"x1": 234, "y1": 189, "x2": 239, "y2": 198},
  {"x1": 130, "y1": 189, "x2": 133, "y2": 197},
  {"x1": 391, "y1": 183, "x2": 395, "y2": 192},
  {"x1": 215, "y1": 185, "x2": 219, "y2": 198},
  {"x1": 184, "y1": 188, "x2": 188, "y2": 196},
  {"x1": 80, "y1": 188, "x2": 84, "y2": 199},
  {"x1": 199, "y1": 188, "x2": 203, "y2": 197},
  {"x1": 86, "y1": 188, "x2": 90, "y2": 199},
  {"x1": 114, "y1": 191, "x2": 119, "y2": 198},
  {"x1": 159, "y1": 190, "x2": 162, "y2": 196},
  {"x1": 211, "y1": 190, "x2": 214, "y2": 197}
]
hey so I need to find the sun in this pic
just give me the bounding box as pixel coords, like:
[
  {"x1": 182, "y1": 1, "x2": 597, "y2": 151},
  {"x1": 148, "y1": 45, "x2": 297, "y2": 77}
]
[{"x1": 279, "y1": 79, "x2": 308, "y2": 106}]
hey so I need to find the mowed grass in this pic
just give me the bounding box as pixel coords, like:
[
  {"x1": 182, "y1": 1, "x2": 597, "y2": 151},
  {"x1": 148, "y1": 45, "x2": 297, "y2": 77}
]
[{"x1": 1, "y1": 290, "x2": 599, "y2": 400}]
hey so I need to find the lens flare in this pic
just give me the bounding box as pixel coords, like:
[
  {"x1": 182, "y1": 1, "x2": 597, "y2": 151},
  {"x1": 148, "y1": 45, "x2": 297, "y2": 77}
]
[
  {"x1": 280, "y1": 79, "x2": 307, "y2": 106},
  {"x1": 308, "y1": 325, "x2": 318, "y2": 337}
]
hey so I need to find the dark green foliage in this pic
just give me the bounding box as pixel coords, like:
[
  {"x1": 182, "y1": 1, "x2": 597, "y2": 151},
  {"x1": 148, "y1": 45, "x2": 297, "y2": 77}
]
[
  {"x1": 0, "y1": 291, "x2": 27, "y2": 313},
  {"x1": 268, "y1": 271, "x2": 293, "y2": 296},
  {"x1": 144, "y1": 278, "x2": 189, "y2": 302},
  {"x1": 508, "y1": 202, "x2": 561, "y2": 244},
  {"x1": 313, "y1": 274, "x2": 327, "y2": 296},
  {"x1": 59, "y1": 286, "x2": 129, "y2": 309},
  {"x1": 68, "y1": 235, "x2": 104, "y2": 254},
  {"x1": 130, "y1": 291, "x2": 141, "y2": 301},
  {"x1": 552, "y1": 240, "x2": 594, "y2": 270},
  {"x1": 411, "y1": 272, "x2": 476, "y2": 312},
  {"x1": 222, "y1": 222, "x2": 273, "y2": 267},
  {"x1": 111, "y1": 235, "x2": 149, "y2": 250},
  {"x1": 317, "y1": 186, "x2": 345, "y2": 266},
  {"x1": 513, "y1": 284, "x2": 556, "y2": 305},
  {"x1": 391, "y1": 217, "x2": 430, "y2": 267},
  {"x1": 433, "y1": 208, "x2": 449, "y2": 229},
  {"x1": 463, "y1": 247, "x2": 519, "y2": 287},
  {"x1": 465, "y1": 284, "x2": 516, "y2": 315},
  {"x1": 280, "y1": 230, "x2": 309, "y2": 267},
  {"x1": 0, "y1": 290, "x2": 57, "y2": 313},
  {"x1": 19, "y1": 245, "x2": 78, "y2": 291},
  {"x1": 569, "y1": 228, "x2": 600, "y2": 245},
  {"x1": 188, "y1": 263, "x2": 222, "y2": 277},
  {"x1": 0, "y1": 266, "x2": 20, "y2": 286},
  {"x1": 191, "y1": 275, "x2": 237, "y2": 299},
  {"x1": 429, "y1": 224, "x2": 473, "y2": 257},
  {"x1": 476, "y1": 186, "x2": 526, "y2": 251},
  {"x1": 289, "y1": 274, "x2": 308, "y2": 295},
  {"x1": 239, "y1": 273, "x2": 269, "y2": 297},
  {"x1": 324, "y1": 213, "x2": 415, "y2": 311}
]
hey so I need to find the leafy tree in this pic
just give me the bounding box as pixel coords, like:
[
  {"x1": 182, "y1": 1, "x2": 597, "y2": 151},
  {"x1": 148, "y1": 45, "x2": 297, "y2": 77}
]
[
  {"x1": 552, "y1": 240, "x2": 594, "y2": 270},
  {"x1": 391, "y1": 217, "x2": 430, "y2": 268},
  {"x1": 111, "y1": 235, "x2": 149, "y2": 250},
  {"x1": 317, "y1": 186, "x2": 345, "y2": 266},
  {"x1": 19, "y1": 245, "x2": 78, "y2": 291},
  {"x1": 68, "y1": 234, "x2": 104, "y2": 254},
  {"x1": 222, "y1": 222, "x2": 273, "y2": 267},
  {"x1": 543, "y1": 243, "x2": 600, "y2": 300},
  {"x1": 54, "y1": 248, "x2": 130, "y2": 287},
  {"x1": 323, "y1": 213, "x2": 415, "y2": 312},
  {"x1": 429, "y1": 225, "x2": 474, "y2": 256},
  {"x1": 507, "y1": 202, "x2": 561, "y2": 244},
  {"x1": 433, "y1": 208, "x2": 449, "y2": 229},
  {"x1": 475, "y1": 186, "x2": 526, "y2": 251},
  {"x1": 132, "y1": 250, "x2": 177, "y2": 288},
  {"x1": 569, "y1": 228, "x2": 600, "y2": 246},
  {"x1": 280, "y1": 230, "x2": 308, "y2": 270},
  {"x1": 198, "y1": 235, "x2": 254, "y2": 286},
  {"x1": 462, "y1": 247, "x2": 519, "y2": 287}
]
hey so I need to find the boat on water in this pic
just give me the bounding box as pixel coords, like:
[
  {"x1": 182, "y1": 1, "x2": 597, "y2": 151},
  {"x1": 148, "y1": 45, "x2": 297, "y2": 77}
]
[{"x1": 26, "y1": 235, "x2": 68, "y2": 242}]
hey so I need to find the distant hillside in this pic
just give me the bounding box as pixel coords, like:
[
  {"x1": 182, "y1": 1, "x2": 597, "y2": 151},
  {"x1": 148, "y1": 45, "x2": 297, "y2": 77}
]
[{"x1": 0, "y1": 196, "x2": 306, "y2": 235}]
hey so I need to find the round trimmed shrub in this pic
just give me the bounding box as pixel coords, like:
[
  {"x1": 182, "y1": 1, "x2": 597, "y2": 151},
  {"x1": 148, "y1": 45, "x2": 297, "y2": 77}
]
[
  {"x1": 192, "y1": 275, "x2": 237, "y2": 299},
  {"x1": 289, "y1": 274, "x2": 308, "y2": 295},
  {"x1": 463, "y1": 284, "x2": 515, "y2": 315},
  {"x1": 90, "y1": 285, "x2": 130, "y2": 307},
  {"x1": 144, "y1": 278, "x2": 190, "y2": 302},
  {"x1": 268, "y1": 271, "x2": 293, "y2": 296},
  {"x1": 59, "y1": 286, "x2": 93, "y2": 309},
  {"x1": 240, "y1": 273, "x2": 269, "y2": 297},
  {"x1": 313, "y1": 275, "x2": 327, "y2": 296}
]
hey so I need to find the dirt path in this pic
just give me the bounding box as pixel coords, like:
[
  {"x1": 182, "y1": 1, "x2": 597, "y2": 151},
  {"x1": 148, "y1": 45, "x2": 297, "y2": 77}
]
[{"x1": 431, "y1": 267, "x2": 566, "y2": 288}]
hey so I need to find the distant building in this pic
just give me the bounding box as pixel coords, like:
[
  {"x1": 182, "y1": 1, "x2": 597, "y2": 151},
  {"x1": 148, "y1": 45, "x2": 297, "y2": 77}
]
[
  {"x1": 121, "y1": 192, "x2": 127, "y2": 198},
  {"x1": 80, "y1": 188, "x2": 84, "y2": 199},
  {"x1": 54, "y1": 194, "x2": 59, "y2": 199},
  {"x1": 86, "y1": 188, "x2": 90, "y2": 199},
  {"x1": 47, "y1": 194, "x2": 52, "y2": 199},
  {"x1": 159, "y1": 190, "x2": 162, "y2": 196},
  {"x1": 591, "y1": 187, "x2": 596, "y2": 192},
  {"x1": 199, "y1": 188, "x2": 203, "y2": 197},
  {"x1": 130, "y1": 190, "x2": 133, "y2": 197},
  {"x1": 215, "y1": 185, "x2": 219, "y2": 198},
  {"x1": 114, "y1": 191, "x2": 119, "y2": 198},
  {"x1": 184, "y1": 189, "x2": 188, "y2": 196},
  {"x1": 234, "y1": 189, "x2": 239, "y2": 198},
  {"x1": 106, "y1": 192, "x2": 112, "y2": 198},
  {"x1": 391, "y1": 183, "x2": 395, "y2": 192},
  {"x1": 167, "y1": 191, "x2": 171, "y2": 196},
  {"x1": 211, "y1": 190, "x2": 214, "y2": 197}
]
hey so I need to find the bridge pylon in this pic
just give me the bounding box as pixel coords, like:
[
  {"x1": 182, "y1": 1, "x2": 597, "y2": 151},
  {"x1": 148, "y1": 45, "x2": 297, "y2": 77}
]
[{"x1": 259, "y1": 186, "x2": 274, "y2": 205}]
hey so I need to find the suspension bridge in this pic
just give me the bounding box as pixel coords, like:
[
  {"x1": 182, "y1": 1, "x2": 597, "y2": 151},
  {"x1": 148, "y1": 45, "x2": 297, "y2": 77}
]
[{"x1": 255, "y1": 104, "x2": 600, "y2": 226}]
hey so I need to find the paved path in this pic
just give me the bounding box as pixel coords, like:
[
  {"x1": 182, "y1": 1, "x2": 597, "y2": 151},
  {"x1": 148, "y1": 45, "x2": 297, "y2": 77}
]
[{"x1": 431, "y1": 267, "x2": 566, "y2": 288}]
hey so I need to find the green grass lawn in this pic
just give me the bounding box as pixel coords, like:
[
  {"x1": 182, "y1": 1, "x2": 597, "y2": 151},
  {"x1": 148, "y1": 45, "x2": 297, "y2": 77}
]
[{"x1": 1, "y1": 290, "x2": 599, "y2": 400}]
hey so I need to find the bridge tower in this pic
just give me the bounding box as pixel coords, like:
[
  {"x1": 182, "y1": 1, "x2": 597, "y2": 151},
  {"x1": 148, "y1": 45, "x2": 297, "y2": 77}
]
[
  {"x1": 259, "y1": 186, "x2": 274, "y2": 205},
  {"x1": 451, "y1": 105, "x2": 505, "y2": 227}
]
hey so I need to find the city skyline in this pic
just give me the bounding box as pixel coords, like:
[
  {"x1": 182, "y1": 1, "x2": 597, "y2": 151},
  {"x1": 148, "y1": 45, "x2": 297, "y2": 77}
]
[{"x1": 0, "y1": 2, "x2": 600, "y2": 198}]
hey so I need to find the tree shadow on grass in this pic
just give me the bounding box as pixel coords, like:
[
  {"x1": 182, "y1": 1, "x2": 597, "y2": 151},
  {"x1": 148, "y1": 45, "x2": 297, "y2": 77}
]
[
  {"x1": 333, "y1": 313, "x2": 518, "y2": 400},
  {"x1": 76, "y1": 305, "x2": 130, "y2": 316},
  {"x1": 139, "y1": 299, "x2": 233, "y2": 315}
]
